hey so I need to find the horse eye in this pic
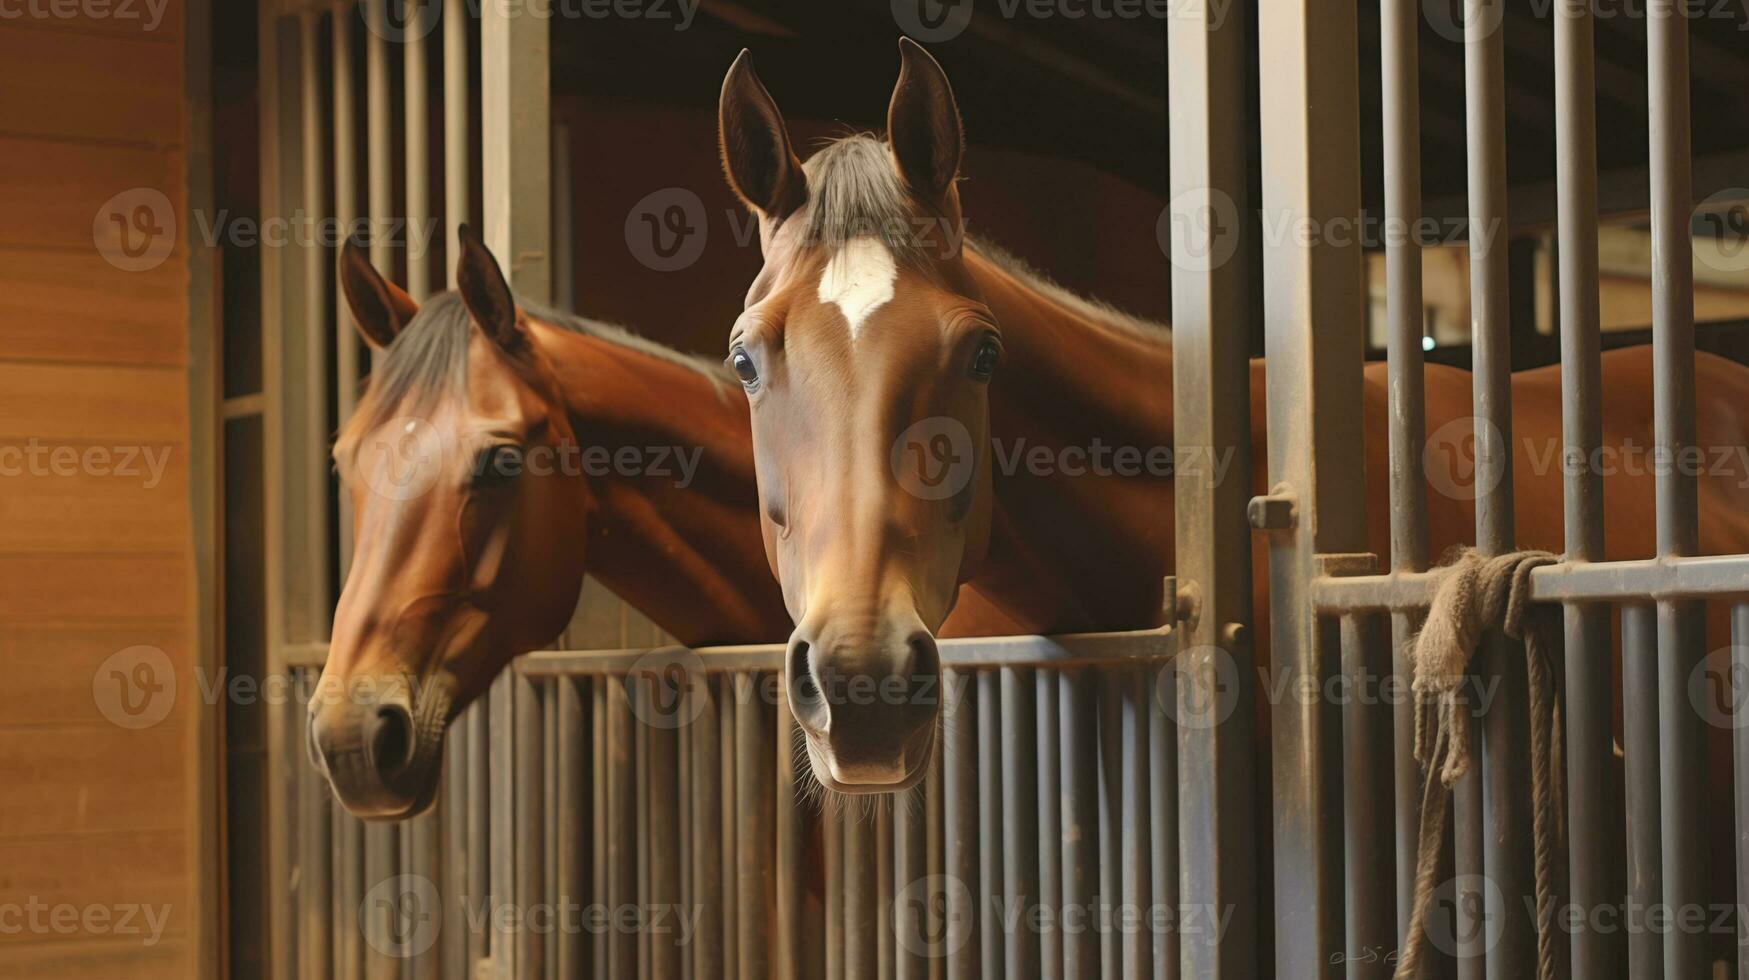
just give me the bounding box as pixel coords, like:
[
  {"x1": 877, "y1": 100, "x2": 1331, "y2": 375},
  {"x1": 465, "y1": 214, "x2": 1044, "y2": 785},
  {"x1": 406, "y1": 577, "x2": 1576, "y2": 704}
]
[
  {"x1": 729, "y1": 347, "x2": 759, "y2": 386},
  {"x1": 969, "y1": 338, "x2": 1001, "y2": 381},
  {"x1": 472, "y1": 445, "x2": 523, "y2": 487}
]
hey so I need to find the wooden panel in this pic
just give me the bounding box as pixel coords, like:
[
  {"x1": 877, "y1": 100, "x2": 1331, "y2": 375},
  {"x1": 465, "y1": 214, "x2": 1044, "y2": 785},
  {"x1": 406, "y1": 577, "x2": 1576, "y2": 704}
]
[
  {"x1": 0, "y1": 27, "x2": 181, "y2": 144},
  {"x1": 0, "y1": 938, "x2": 189, "y2": 980},
  {"x1": 0, "y1": 555, "x2": 189, "y2": 622},
  {"x1": 0, "y1": 625, "x2": 189, "y2": 727},
  {"x1": 0, "y1": 248, "x2": 187, "y2": 366},
  {"x1": 0, "y1": 831, "x2": 188, "y2": 943},
  {"x1": 0, "y1": 138, "x2": 183, "y2": 253},
  {"x1": 0, "y1": 728, "x2": 186, "y2": 836},
  {"x1": 0, "y1": 0, "x2": 184, "y2": 41},
  {"x1": 0, "y1": 442, "x2": 188, "y2": 552},
  {"x1": 0, "y1": 363, "x2": 187, "y2": 442}
]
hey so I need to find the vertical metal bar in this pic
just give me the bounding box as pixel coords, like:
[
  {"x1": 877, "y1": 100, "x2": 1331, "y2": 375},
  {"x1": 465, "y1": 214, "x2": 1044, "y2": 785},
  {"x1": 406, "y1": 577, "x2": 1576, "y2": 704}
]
[
  {"x1": 928, "y1": 734, "x2": 945, "y2": 980},
  {"x1": 1035, "y1": 671, "x2": 1063, "y2": 980},
  {"x1": 879, "y1": 801, "x2": 895, "y2": 980},
  {"x1": 297, "y1": 682, "x2": 331, "y2": 980},
  {"x1": 1734, "y1": 603, "x2": 1749, "y2": 980},
  {"x1": 403, "y1": 0, "x2": 431, "y2": 299},
  {"x1": 944, "y1": 667, "x2": 981, "y2": 980},
  {"x1": 1340, "y1": 615, "x2": 1393, "y2": 979},
  {"x1": 443, "y1": 0, "x2": 468, "y2": 286},
  {"x1": 776, "y1": 689, "x2": 803, "y2": 980},
  {"x1": 363, "y1": 0, "x2": 392, "y2": 278},
  {"x1": 1464, "y1": 1, "x2": 1537, "y2": 971},
  {"x1": 1098, "y1": 674, "x2": 1121, "y2": 980},
  {"x1": 489, "y1": 676, "x2": 516, "y2": 979},
  {"x1": 1166, "y1": 1, "x2": 1257, "y2": 972},
  {"x1": 465, "y1": 701, "x2": 489, "y2": 973},
  {"x1": 1554, "y1": 0, "x2": 1619, "y2": 974},
  {"x1": 1256, "y1": 0, "x2": 1364, "y2": 967},
  {"x1": 1119, "y1": 670, "x2": 1152, "y2": 980},
  {"x1": 542, "y1": 683, "x2": 558, "y2": 978},
  {"x1": 1379, "y1": 0, "x2": 1430, "y2": 932},
  {"x1": 557, "y1": 679, "x2": 586, "y2": 980},
  {"x1": 333, "y1": 807, "x2": 364, "y2": 980},
  {"x1": 297, "y1": 10, "x2": 330, "y2": 645},
  {"x1": 331, "y1": 0, "x2": 360, "y2": 574},
  {"x1": 480, "y1": 0, "x2": 551, "y2": 299},
  {"x1": 825, "y1": 798, "x2": 845, "y2": 980},
  {"x1": 443, "y1": 718, "x2": 467, "y2": 980},
  {"x1": 605, "y1": 676, "x2": 637, "y2": 976},
  {"x1": 1001, "y1": 668, "x2": 1040, "y2": 978},
  {"x1": 648, "y1": 676, "x2": 682, "y2": 980},
  {"x1": 720, "y1": 675, "x2": 740, "y2": 980},
  {"x1": 736, "y1": 672, "x2": 776, "y2": 980},
  {"x1": 551, "y1": 121, "x2": 575, "y2": 312},
  {"x1": 515, "y1": 678, "x2": 545, "y2": 979},
  {"x1": 978, "y1": 670, "x2": 1005, "y2": 980},
  {"x1": 407, "y1": 808, "x2": 441, "y2": 980},
  {"x1": 1149, "y1": 664, "x2": 1179, "y2": 980},
  {"x1": 897, "y1": 780, "x2": 929, "y2": 980},
  {"x1": 846, "y1": 803, "x2": 879, "y2": 980},
  {"x1": 1622, "y1": 604, "x2": 1663, "y2": 978},
  {"x1": 636, "y1": 679, "x2": 650, "y2": 980},
  {"x1": 1060, "y1": 669, "x2": 1099, "y2": 980},
  {"x1": 692, "y1": 675, "x2": 725, "y2": 979},
  {"x1": 364, "y1": 822, "x2": 398, "y2": 980},
  {"x1": 1647, "y1": 2, "x2": 1707, "y2": 975}
]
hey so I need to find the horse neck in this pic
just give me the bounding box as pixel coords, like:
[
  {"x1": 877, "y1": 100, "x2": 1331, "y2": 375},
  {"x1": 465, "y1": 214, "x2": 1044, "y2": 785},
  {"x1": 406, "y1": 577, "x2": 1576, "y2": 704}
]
[
  {"x1": 533, "y1": 323, "x2": 790, "y2": 646},
  {"x1": 963, "y1": 247, "x2": 1179, "y2": 631}
]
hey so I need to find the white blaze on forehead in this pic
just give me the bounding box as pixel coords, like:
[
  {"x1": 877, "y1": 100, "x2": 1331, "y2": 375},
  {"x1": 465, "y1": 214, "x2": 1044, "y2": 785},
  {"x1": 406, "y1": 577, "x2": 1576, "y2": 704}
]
[{"x1": 817, "y1": 237, "x2": 897, "y2": 341}]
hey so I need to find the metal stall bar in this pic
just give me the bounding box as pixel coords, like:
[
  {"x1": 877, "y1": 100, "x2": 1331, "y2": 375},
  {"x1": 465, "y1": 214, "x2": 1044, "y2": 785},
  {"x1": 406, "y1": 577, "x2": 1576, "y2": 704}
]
[
  {"x1": 1001, "y1": 667, "x2": 1040, "y2": 979},
  {"x1": 1622, "y1": 604, "x2": 1663, "y2": 977},
  {"x1": 556, "y1": 679, "x2": 586, "y2": 980},
  {"x1": 845, "y1": 802, "x2": 879, "y2": 980},
  {"x1": 444, "y1": 0, "x2": 468, "y2": 283},
  {"x1": 734, "y1": 672, "x2": 776, "y2": 980},
  {"x1": 1378, "y1": 0, "x2": 1430, "y2": 932},
  {"x1": 896, "y1": 776, "x2": 929, "y2": 980},
  {"x1": 1060, "y1": 669, "x2": 1098, "y2": 980},
  {"x1": 979, "y1": 671, "x2": 1005, "y2": 980},
  {"x1": 945, "y1": 668, "x2": 981, "y2": 980},
  {"x1": 1339, "y1": 614, "x2": 1393, "y2": 979},
  {"x1": 1149, "y1": 664, "x2": 1179, "y2": 980},
  {"x1": 1098, "y1": 675, "x2": 1122, "y2": 980},
  {"x1": 692, "y1": 677, "x2": 726, "y2": 979},
  {"x1": 1035, "y1": 671, "x2": 1063, "y2": 980},
  {"x1": 1735, "y1": 604, "x2": 1749, "y2": 980},
  {"x1": 605, "y1": 676, "x2": 636, "y2": 975},
  {"x1": 775, "y1": 695, "x2": 805, "y2": 980},
  {"x1": 364, "y1": 0, "x2": 392, "y2": 278},
  {"x1": 1119, "y1": 671, "x2": 1152, "y2": 980},
  {"x1": 1165, "y1": 0, "x2": 1256, "y2": 972},
  {"x1": 1647, "y1": 2, "x2": 1707, "y2": 975},
  {"x1": 1552, "y1": 0, "x2": 1620, "y2": 973},
  {"x1": 333, "y1": 0, "x2": 360, "y2": 573},
  {"x1": 297, "y1": 675, "x2": 332, "y2": 980},
  {"x1": 1464, "y1": 1, "x2": 1537, "y2": 971},
  {"x1": 648, "y1": 676, "x2": 682, "y2": 980},
  {"x1": 1256, "y1": 0, "x2": 1366, "y2": 968},
  {"x1": 404, "y1": 0, "x2": 432, "y2": 299}
]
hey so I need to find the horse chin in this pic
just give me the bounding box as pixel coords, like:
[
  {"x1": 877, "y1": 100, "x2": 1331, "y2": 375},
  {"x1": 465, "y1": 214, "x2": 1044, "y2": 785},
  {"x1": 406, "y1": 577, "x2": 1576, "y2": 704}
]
[{"x1": 803, "y1": 725, "x2": 935, "y2": 797}]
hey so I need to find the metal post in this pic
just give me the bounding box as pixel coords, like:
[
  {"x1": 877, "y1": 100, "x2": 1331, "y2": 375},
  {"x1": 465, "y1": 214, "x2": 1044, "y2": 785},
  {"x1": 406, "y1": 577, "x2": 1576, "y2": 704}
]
[
  {"x1": 404, "y1": 0, "x2": 431, "y2": 299},
  {"x1": 1060, "y1": 669, "x2": 1099, "y2": 980},
  {"x1": 364, "y1": 0, "x2": 391, "y2": 278},
  {"x1": 1256, "y1": 0, "x2": 1366, "y2": 967},
  {"x1": 331, "y1": 2, "x2": 360, "y2": 572},
  {"x1": 480, "y1": 0, "x2": 550, "y2": 299},
  {"x1": 776, "y1": 691, "x2": 804, "y2": 980},
  {"x1": 735, "y1": 672, "x2": 775, "y2": 979},
  {"x1": 443, "y1": 0, "x2": 468, "y2": 284},
  {"x1": 604, "y1": 676, "x2": 636, "y2": 975},
  {"x1": 1035, "y1": 671, "x2": 1063, "y2": 980},
  {"x1": 297, "y1": 681, "x2": 332, "y2": 980},
  {"x1": 845, "y1": 803, "x2": 879, "y2": 980},
  {"x1": 1001, "y1": 668, "x2": 1040, "y2": 978},
  {"x1": 945, "y1": 668, "x2": 982, "y2": 980},
  {"x1": 978, "y1": 670, "x2": 1005, "y2": 980},
  {"x1": 1119, "y1": 671, "x2": 1152, "y2": 980},
  {"x1": 1149, "y1": 663, "x2": 1179, "y2": 980},
  {"x1": 1340, "y1": 615, "x2": 1394, "y2": 979},
  {"x1": 1647, "y1": 2, "x2": 1707, "y2": 975},
  {"x1": 1553, "y1": 0, "x2": 1620, "y2": 973},
  {"x1": 556, "y1": 680, "x2": 586, "y2": 980},
  {"x1": 1734, "y1": 604, "x2": 1749, "y2": 980},
  {"x1": 1622, "y1": 603, "x2": 1663, "y2": 978}
]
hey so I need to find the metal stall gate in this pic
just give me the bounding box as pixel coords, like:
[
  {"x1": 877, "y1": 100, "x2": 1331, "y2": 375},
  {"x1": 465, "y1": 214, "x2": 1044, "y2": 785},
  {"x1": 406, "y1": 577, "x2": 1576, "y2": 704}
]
[{"x1": 1259, "y1": 0, "x2": 1749, "y2": 977}]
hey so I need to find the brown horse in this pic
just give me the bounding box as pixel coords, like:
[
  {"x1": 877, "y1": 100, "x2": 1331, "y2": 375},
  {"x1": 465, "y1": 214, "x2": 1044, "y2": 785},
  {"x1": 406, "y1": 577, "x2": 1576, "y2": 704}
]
[
  {"x1": 715, "y1": 38, "x2": 1749, "y2": 805},
  {"x1": 308, "y1": 227, "x2": 1018, "y2": 818}
]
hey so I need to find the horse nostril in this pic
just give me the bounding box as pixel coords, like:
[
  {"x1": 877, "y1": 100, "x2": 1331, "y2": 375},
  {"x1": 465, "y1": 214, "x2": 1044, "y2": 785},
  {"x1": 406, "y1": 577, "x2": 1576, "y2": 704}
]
[
  {"x1": 787, "y1": 638, "x2": 828, "y2": 721},
  {"x1": 305, "y1": 715, "x2": 327, "y2": 773},
  {"x1": 368, "y1": 703, "x2": 415, "y2": 778}
]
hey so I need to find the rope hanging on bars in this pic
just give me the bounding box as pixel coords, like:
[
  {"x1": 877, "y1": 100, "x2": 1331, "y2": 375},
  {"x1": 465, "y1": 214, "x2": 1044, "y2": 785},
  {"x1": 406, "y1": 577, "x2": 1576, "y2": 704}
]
[{"x1": 1394, "y1": 549, "x2": 1565, "y2": 980}]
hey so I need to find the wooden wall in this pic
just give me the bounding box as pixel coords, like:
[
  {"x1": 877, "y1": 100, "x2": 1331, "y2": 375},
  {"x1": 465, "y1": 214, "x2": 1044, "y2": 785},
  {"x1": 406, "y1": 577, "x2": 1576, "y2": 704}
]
[{"x1": 0, "y1": 3, "x2": 205, "y2": 979}]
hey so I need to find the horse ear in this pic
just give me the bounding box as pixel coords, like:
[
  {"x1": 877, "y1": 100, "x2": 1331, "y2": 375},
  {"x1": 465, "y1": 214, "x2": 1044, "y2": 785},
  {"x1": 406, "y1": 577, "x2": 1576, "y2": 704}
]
[
  {"x1": 718, "y1": 49, "x2": 808, "y2": 221},
  {"x1": 887, "y1": 38, "x2": 963, "y2": 204},
  {"x1": 454, "y1": 224, "x2": 528, "y2": 354},
  {"x1": 339, "y1": 237, "x2": 418, "y2": 348}
]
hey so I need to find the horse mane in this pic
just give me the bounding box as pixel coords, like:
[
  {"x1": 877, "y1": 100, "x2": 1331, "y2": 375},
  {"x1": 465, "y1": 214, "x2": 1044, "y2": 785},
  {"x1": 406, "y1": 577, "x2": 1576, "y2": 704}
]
[
  {"x1": 334, "y1": 291, "x2": 732, "y2": 469},
  {"x1": 800, "y1": 134, "x2": 1171, "y2": 344}
]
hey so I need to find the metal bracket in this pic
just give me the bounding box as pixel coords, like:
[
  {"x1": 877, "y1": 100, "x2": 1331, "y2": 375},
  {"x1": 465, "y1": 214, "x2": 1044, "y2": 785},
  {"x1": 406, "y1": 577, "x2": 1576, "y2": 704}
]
[
  {"x1": 1247, "y1": 483, "x2": 1298, "y2": 531},
  {"x1": 1315, "y1": 552, "x2": 1380, "y2": 579}
]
